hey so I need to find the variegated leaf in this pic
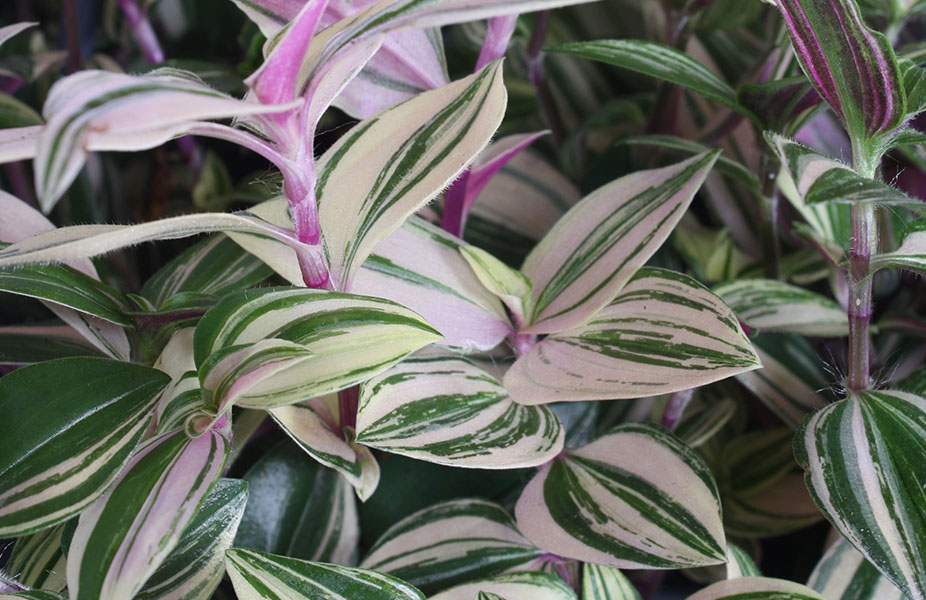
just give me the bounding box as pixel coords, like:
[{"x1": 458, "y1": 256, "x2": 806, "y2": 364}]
[
  {"x1": 769, "y1": 134, "x2": 924, "y2": 211},
  {"x1": 582, "y1": 564, "x2": 641, "y2": 600},
  {"x1": 67, "y1": 429, "x2": 229, "y2": 600},
  {"x1": 674, "y1": 395, "x2": 738, "y2": 449},
  {"x1": 0, "y1": 592, "x2": 67, "y2": 600},
  {"x1": 550, "y1": 40, "x2": 747, "y2": 116},
  {"x1": 193, "y1": 287, "x2": 440, "y2": 412},
  {"x1": 271, "y1": 397, "x2": 380, "y2": 500},
  {"x1": 317, "y1": 61, "x2": 506, "y2": 290},
  {"x1": 236, "y1": 439, "x2": 359, "y2": 564},
  {"x1": 808, "y1": 537, "x2": 910, "y2": 600},
  {"x1": 515, "y1": 422, "x2": 726, "y2": 569},
  {"x1": 360, "y1": 499, "x2": 545, "y2": 595},
  {"x1": 35, "y1": 68, "x2": 297, "y2": 211},
  {"x1": 722, "y1": 428, "x2": 795, "y2": 496},
  {"x1": 353, "y1": 217, "x2": 511, "y2": 352},
  {"x1": 226, "y1": 548, "x2": 426, "y2": 600},
  {"x1": 522, "y1": 152, "x2": 720, "y2": 334},
  {"x1": 505, "y1": 268, "x2": 760, "y2": 404},
  {"x1": 687, "y1": 576, "x2": 823, "y2": 600},
  {"x1": 722, "y1": 472, "x2": 822, "y2": 538},
  {"x1": 714, "y1": 279, "x2": 847, "y2": 336},
  {"x1": 7, "y1": 524, "x2": 67, "y2": 592},
  {"x1": 0, "y1": 22, "x2": 35, "y2": 49},
  {"x1": 872, "y1": 219, "x2": 926, "y2": 273},
  {"x1": 795, "y1": 389, "x2": 926, "y2": 600},
  {"x1": 0, "y1": 358, "x2": 169, "y2": 536},
  {"x1": 136, "y1": 478, "x2": 248, "y2": 600},
  {"x1": 774, "y1": 0, "x2": 904, "y2": 143},
  {"x1": 141, "y1": 235, "x2": 272, "y2": 310},
  {"x1": 460, "y1": 246, "x2": 533, "y2": 326},
  {"x1": 429, "y1": 572, "x2": 577, "y2": 600},
  {"x1": 725, "y1": 544, "x2": 761, "y2": 579},
  {"x1": 356, "y1": 354, "x2": 563, "y2": 468}
]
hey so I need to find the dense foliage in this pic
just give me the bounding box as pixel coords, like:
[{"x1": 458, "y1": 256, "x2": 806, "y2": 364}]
[{"x1": 0, "y1": 0, "x2": 924, "y2": 599}]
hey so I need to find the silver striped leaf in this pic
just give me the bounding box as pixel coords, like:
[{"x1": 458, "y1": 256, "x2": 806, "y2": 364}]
[
  {"x1": 136, "y1": 478, "x2": 248, "y2": 600},
  {"x1": 725, "y1": 544, "x2": 761, "y2": 579},
  {"x1": 356, "y1": 354, "x2": 564, "y2": 469},
  {"x1": 225, "y1": 548, "x2": 425, "y2": 600},
  {"x1": 674, "y1": 394, "x2": 738, "y2": 449},
  {"x1": 0, "y1": 592, "x2": 67, "y2": 600},
  {"x1": 514, "y1": 422, "x2": 726, "y2": 569},
  {"x1": 193, "y1": 287, "x2": 440, "y2": 412},
  {"x1": 353, "y1": 217, "x2": 511, "y2": 352},
  {"x1": 722, "y1": 428, "x2": 796, "y2": 496},
  {"x1": 271, "y1": 396, "x2": 380, "y2": 501},
  {"x1": 505, "y1": 268, "x2": 760, "y2": 404},
  {"x1": 66, "y1": 429, "x2": 229, "y2": 600},
  {"x1": 795, "y1": 389, "x2": 926, "y2": 600},
  {"x1": 7, "y1": 524, "x2": 67, "y2": 592},
  {"x1": 808, "y1": 537, "x2": 910, "y2": 600},
  {"x1": 316, "y1": 60, "x2": 506, "y2": 291},
  {"x1": 714, "y1": 279, "x2": 847, "y2": 337},
  {"x1": 429, "y1": 572, "x2": 577, "y2": 600},
  {"x1": 521, "y1": 152, "x2": 720, "y2": 335},
  {"x1": 686, "y1": 577, "x2": 823, "y2": 600},
  {"x1": 0, "y1": 358, "x2": 170, "y2": 536},
  {"x1": 582, "y1": 564, "x2": 641, "y2": 600},
  {"x1": 872, "y1": 218, "x2": 926, "y2": 274},
  {"x1": 236, "y1": 440, "x2": 359, "y2": 565},
  {"x1": 360, "y1": 499, "x2": 545, "y2": 596}
]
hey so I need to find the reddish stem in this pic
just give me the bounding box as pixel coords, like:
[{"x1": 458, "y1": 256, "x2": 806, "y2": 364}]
[
  {"x1": 846, "y1": 203, "x2": 874, "y2": 391},
  {"x1": 661, "y1": 387, "x2": 695, "y2": 431}
]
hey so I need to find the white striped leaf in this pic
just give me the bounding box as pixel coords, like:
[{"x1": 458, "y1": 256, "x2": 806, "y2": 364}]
[
  {"x1": 0, "y1": 593, "x2": 67, "y2": 600},
  {"x1": 317, "y1": 60, "x2": 506, "y2": 291},
  {"x1": 271, "y1": 396, "x2": 381, "y2": 500},
  {"x1": 521, "y1": 152, "x2": 720, "y2": 334},
  {"x1": 722, "y1": 428, "x2": 796, "y2": 496},
  {"x1": 582, "y1": 564, "x2": 641, "y2": 600},
  {"x1": 135, "y1": 478, "x2": 248, "y2": 600},
  {"x1": 7, "y1": 524, "x2": 67, "y2": 592},
  {"x1": 725, "y1": 544, "x2": 761, "y2": 579},
  {"x1": 722, "y1": 472, "x2": 822, "y2": 539},
  {"x1": 0, "y1": 324, "x2": 102, "y2": 365},
  {"x1": 505, "y1": 268, "x2": 760, "y2": 404},
  {"x1": 67, "y1": 429, "x2": 229, "y2": 600},
  {"x1": 0, "y1": 22, "x2": 35, "y2": 49},
  {"x1": 35, "y1": 68, "x2": 297, "y2": 212},
  {"x1": 360, "y1": 499, "x2": 545, "y2": 595},
  {"x1": 356, "y1": 354, "x2": 564, "y2": 469},
  {"x1": 353, "y1": 217, "x2": 511, "y2": 352},
  {"x1": 714, "y1": 279, "x2": 847, "y2": 337},
  {"x1": 236, "y1": 440, "x2": 358, "y2": 564},
  {"x1": 872, "y1": 219, "x2": 926, "y2": 273},
  {"x1": 141, "y1": 235, "x2": 272, "y2": 310},
  {"x1": 193, "y1": 287, "x2": 440, "y2": 413},
  {"x1": 687, "y1": 577, "x2": 823, "y2": 600},
  {"x1": 155, "y1": 371, "x2": 203, "y2": 436},
  {"x1": 807, "y1": 537, "x2": 910, "y2": 600},
  {"x1": 514, "y1": 422, "x2": 726, "y2": 569},
  {"x1": 769, "y1": 134, "x2": 926, "y2": 212},
  {"x1": 460, "y1": 246, "x2": 533, "y2": 327},
  {"x1": 795, "y1": 389, "x2": 926, "y2": 600},
  {"x1": 478, "y1": 593, "x2": 506, "y2": 600},
  {"x1": 429, "y1": 572, "x2": 577, "y2": 600},
  {"x1": 550, "y1": 40, "x2": 747, "y2": 116},
  {"x1": 0, "y1": 358, "x2": 169, "y2": 536},
  {"x1": 674, "y1": 395, "x2": 738, "y2": 449},
  {"x1": 226, "y1": 548, "x2": 425, "y2": 600},
  {"x1": 0, "y1": 211, "x2": 323, "y2": 274}
]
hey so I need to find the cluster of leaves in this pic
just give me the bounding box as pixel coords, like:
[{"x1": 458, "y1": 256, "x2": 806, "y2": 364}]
[{"x1": 0, "y1": 0, "x2": 924, "y2": 599}]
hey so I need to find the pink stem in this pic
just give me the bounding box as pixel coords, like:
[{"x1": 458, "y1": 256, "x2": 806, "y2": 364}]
[
  {"x1": 338, "y1": 386, "x2": 359, "y2": 431},
  {"x1": 847, "y1": 202, "x2": 874, "y2": 391},
  {"x1": 117, "y1": 0, "x2": 165, "y2": 63},
  {"x1": 441, "y1": 170, "x2": 470, "y2": 237},
  {"x1": 661, "y1": 387, "x2": 695, "y2": 430}
]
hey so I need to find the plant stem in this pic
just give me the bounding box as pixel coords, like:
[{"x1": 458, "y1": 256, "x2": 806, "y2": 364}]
[
  {"x1": 846, "y1": 202, "x2": 874, "y2": 391},
  {"x1": 63, "y1": 0, "x2": 82, "y2": 73},
  {"x1": 527, "y1": 11, "x2": 564, "y2": 146},
  {"x1": 661, "y1": 388, "x2": 695, "y2": 431},
  {"x1": 117, "y1": 0, "x2": 165, "y2": 63},
  {"x1": 757, "y1": 150, "x2": 781, "y2": 279},
  {"x1": 442, "y1": 170, "x2": 470, "y2": 237},
  {"x1": 338, "y1": 386, "x2": 359, "y2": 431}
]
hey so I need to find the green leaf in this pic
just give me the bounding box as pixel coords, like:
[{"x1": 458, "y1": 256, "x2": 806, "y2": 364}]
[
  {"x1": 460, "y1": 245, "x2": 533, "y2": 326},
  {"x1": 723, "y1": 429, "x2": 796, "y2": 496},
  {"x1": 193, "y1": 287, "x2": 440, "y2": 412},
  {"x1": 136, "y1": 478, "x2": 248, "y2": 600},
  {"x1": 225, "y1": 548, "x2": 426, "y2": 600},
  {"x1": 714, "y1": 278, "x2": 847, "y2": 337},
  {"x1": 356, "y1": 353, "x2": 564, "y2": 469},
  {"x1": 515, "y1": 422, "x2": 726, "y2": 569},
  {"x1": 549, "y1": 40, "x2": 747, "y2": 116},
  {"x1": 7, "y1": 523, "x2": 68, "y2": 592},
  {"x1": 582, "y1": 564, "x2": 642, "y2": 600},
  {"x1": 235, "y1": 441, "x2": 358, "y2": 564},
  {"x1": 505, "y1": 268, "x2": 760, "y2": 404},
  {"x1": 0, "y1": 358, "x2": 170, "y2": 536},
  {"x1": 0, "y1": 324, "x2": 102, "y2": 365},
  {"x1": 317, "y1": 61, "x2": 506, "y2": 291},
  {"x1": 807, "y1": 537, "x2": 910, "y2": 600},
  {"x1": 0, "y1": 91, "x2": 43, "y2": 128},
  {"x1": 522, "y1": 153, "x2": 720, "y2": 334},
  {"x1": 795, "y1": 389, "x2": 926, "y2": 600},
  {"x1": 872, "y1": 219, "x2": 926, "y2": 273},
  {"x1": 360, "y1": 499, "x2": 544, "y2": 596},
  {"x1": 429, "y1": 572, "x2": 577, "y2": 600},
  {"x1": 67, "y1": 429, "x2": 229, "y2": 600},
  {"x1": 722, "y1": 471, "x2": 823, "y2": 539},
  {"x1": 687, "y1": 576, "x2": 823, "y2": 599}
]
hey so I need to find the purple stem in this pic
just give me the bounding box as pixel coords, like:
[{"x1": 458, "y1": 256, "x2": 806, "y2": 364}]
[
  {"x1": 117, "y1": 0, "x2": 165, "y2": 63},
  {"x1": 527, "y1": 11, "x2": 564, "y2": 146},
  {"x1": 661, "y1": 387, "x2": 695, "y2": 430},
  {"x1": 847, "y1": 202, "x2": 874, "y2": 391},
  {"x1": 338, "y1": 386, "x2": 359, "y2": 432},
  {"x1": 441, "y1": 170, "x2": 470, "y2": 237},
  {"x1": 63, "y1": 0, "x2": 82, "y2": 73}
]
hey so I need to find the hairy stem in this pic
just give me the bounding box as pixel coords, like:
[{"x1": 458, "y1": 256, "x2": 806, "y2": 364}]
[
  {"x1": 847, "y1": 202, "x2": 874, "y2": 391},
  {"x1": 527, "y1": 11, "x2": 564, "y2": 146}
]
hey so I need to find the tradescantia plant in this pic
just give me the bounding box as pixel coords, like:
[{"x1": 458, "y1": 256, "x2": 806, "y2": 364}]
[{"x1": 0, "y1": 0, "x2": 925, "y2": 598}]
